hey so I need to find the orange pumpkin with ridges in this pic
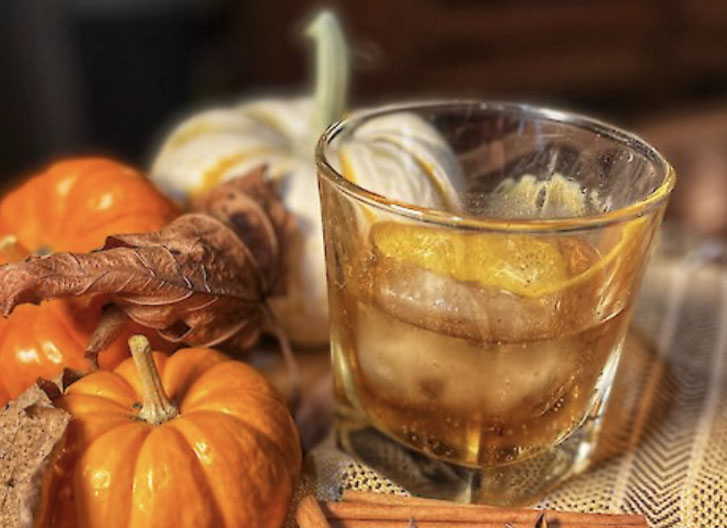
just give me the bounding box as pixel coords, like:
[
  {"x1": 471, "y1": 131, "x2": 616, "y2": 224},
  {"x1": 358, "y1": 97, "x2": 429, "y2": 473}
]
[
  {"x1": 0, "y1": 158, "x2": 178, "y2": 405},
  {"x1": 37, "y1": 336, "x2": 301, "y2": 528}
]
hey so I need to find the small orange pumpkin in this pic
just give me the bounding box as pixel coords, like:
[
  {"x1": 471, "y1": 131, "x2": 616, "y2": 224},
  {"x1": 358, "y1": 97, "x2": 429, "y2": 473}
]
[
  {"x1": 0, "y1": 158, "x2": 178, "y2": 405},
  {"x1": 38, "y1": 336, "x2": 301, "y2": 528}
]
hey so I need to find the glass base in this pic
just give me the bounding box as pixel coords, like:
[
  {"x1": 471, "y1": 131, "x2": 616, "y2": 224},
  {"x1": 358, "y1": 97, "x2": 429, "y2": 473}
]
[{"x1": 335, "y1": 409, "x2": 602, "y2": 507}]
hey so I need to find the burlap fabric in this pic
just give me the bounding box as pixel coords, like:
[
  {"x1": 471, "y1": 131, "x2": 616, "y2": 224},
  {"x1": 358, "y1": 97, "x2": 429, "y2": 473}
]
[{"x1": 292, "y1": 232, "x2": 727, "y2": 528}]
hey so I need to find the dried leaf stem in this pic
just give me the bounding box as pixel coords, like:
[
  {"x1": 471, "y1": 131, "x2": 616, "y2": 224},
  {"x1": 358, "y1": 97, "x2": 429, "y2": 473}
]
[{"x1": 263, "y1": 302, "x2": 300, "y2": 406}]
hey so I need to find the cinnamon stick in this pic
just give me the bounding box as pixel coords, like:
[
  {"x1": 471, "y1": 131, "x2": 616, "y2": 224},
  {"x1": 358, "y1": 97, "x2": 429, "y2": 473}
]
[
  {"x1": 323, "y1": 492, "x2": 647, "y2": 528},
  {"x1": 329, "y1": 521, "x2": 637, "y2": 528},
  {"x1": 330, "y1": 522, "x2": 527, "y2": 528},
  {"x1": 341, "y1": 490, "x2": 481, "y2": 508},
  {"x1": 296, "y1": 495, "x2": 332, "y2": 528}
]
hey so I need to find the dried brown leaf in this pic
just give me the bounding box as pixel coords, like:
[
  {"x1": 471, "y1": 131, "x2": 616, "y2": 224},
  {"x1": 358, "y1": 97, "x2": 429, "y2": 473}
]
[
  {"x1": 191, "y1": 166, "x2": 294, "y2": 295},
  {"x1": 0, "y1": 168, "x2": 296, "y2": 353},
  {"x1": 35, "y1": 369, "x2": 83, "y2": 401},
  {"x1": 85, "y1": 304, "x2": 128, "y2": 366},
  {"x1": 0, "y1": 383, "x2": 70, "y2": 528}
]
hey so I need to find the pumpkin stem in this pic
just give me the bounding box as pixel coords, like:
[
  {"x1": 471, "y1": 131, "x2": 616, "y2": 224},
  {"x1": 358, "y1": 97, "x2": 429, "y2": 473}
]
[
  {"x1": 307, "y1": 10, "x2": 349, "y2": 137},
  {"x1": 262, "y1": 303, "x2": 301, "y2": 409},
  {"x1": 128, "y1": 335, "x2": 178, "y2": 425}
]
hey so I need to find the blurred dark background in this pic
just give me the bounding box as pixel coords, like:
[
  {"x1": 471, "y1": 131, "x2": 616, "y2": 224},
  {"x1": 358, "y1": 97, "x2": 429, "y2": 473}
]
[{"x1": 1, "y1": 0, "x2": 726, "y2": 235}]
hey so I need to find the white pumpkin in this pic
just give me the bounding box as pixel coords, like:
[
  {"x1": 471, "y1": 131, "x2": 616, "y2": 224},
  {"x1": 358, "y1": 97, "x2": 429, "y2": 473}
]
[{"x1": 150, "y1": 12, "x2": 463, "y2": 346}]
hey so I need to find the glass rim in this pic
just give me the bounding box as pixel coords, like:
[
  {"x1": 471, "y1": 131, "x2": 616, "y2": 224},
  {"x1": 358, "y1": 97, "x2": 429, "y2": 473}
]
[{"x1": 316, "y1": 100, "x2": 676, "y2": 232}]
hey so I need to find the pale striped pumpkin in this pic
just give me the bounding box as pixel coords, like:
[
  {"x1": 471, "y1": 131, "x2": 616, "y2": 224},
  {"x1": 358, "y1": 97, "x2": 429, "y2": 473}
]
[{"x1": 150, "y1": 13, "x2": 463, "y2": 346}]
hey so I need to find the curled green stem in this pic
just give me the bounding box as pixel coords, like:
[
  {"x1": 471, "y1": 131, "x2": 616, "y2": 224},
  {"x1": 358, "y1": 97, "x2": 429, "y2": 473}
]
[{"x1": 307, "y1": 10, "x2": 349, "y2": 137}]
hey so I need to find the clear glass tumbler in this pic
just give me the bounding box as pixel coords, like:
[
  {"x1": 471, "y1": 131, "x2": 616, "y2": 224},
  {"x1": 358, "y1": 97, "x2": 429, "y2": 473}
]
[{"x1": 316, "y1": 101, "x2": 675, "y2": 506}]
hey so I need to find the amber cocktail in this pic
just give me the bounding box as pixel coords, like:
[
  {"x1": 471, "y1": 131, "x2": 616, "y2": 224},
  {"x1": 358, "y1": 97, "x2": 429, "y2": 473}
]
[{"x1": 316, "y1": 102, "x2": 674, "y2": 505}]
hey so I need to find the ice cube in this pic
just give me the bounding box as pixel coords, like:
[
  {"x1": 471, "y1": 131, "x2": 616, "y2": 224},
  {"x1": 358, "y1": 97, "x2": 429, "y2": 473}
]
[
  {"x1": 354, "y1": 300, "x2": 574, "y2": 417},
  {"x1": 370, "y1": 252, "x2": 597, "y2": 344},
  {"x1": 366, "y1": 223, "x2": 606, "y2": 343}
]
